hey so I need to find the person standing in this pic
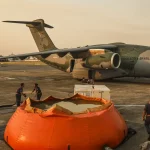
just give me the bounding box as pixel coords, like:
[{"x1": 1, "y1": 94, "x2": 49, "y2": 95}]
[
  {"x1": 31, "y1": 83, "x2": 42, "y2": 100},
  {"x1": 143, "y1": 100, "x2": 150, "y2": 140},
  {"x1": 16, "y1": 83, "x2": 26, "y2": 107}
]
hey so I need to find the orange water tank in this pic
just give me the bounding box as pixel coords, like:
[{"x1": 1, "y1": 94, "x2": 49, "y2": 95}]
[{"x1": 4, "y1": 94, "x2": 127, "y2": 150}]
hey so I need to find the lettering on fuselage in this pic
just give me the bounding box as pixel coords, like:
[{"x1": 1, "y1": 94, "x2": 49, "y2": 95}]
[{"x1": 122, "y1": 56, "x2": 150, "y2": 60}]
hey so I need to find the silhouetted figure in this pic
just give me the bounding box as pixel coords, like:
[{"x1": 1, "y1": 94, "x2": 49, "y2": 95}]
[
  {"x1": 32, "y1": 83, "x2": 42, "y2": 100},
  {"x1": 82, "y1": 77, "x2": 86, "y2": 83},
  {"x1": 16, "y1": 83, "x2": 26, "y2": 106},
  {"x1": 143, "y1": 100, "x2": 150, "y2": 140}
]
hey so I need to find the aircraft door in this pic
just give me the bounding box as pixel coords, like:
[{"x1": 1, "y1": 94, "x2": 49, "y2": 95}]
[
  {"x1": 70, "y1": 59, "x2": 75, "y2": 72},
  {"x1": 129, "y1": 60, "x2": 135, "y2": 76}
]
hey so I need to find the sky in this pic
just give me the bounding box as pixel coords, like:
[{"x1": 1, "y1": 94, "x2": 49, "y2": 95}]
[{"x1": 1, "y1": 0, "x2": 150, "y2": 55}]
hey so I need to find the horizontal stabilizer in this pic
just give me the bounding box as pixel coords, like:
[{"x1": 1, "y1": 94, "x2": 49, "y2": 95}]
[{"x1": 2, "y1": 20, "x2": 53, "y2": 28}]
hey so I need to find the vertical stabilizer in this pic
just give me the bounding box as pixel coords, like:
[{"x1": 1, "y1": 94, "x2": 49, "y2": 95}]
[{"x1": 3, "y1": 19, "x2": 57, "y2": 51}]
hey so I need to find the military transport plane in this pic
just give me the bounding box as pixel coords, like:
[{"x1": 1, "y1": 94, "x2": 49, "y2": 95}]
[{"x1": 1, "y1": 19, "x2": 150, "y2": 80}]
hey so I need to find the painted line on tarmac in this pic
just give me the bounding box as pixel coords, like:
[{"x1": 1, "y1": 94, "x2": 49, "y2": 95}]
[
  {"x1": 115, "y1": 105, "x2": 145, "y2": 107},
  {"x1": 125, "y1": 120, "x2": 144, "y2": 125}
]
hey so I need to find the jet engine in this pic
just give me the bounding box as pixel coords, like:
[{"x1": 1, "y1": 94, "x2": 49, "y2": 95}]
[{"x1": 83, "y1": 52, "x2": 121, "y2": 69}]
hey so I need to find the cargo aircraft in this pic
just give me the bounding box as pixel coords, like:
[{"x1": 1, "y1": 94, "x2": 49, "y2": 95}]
[{"x1": 2, "y1": 19, "x2": 150, "y2": 80}]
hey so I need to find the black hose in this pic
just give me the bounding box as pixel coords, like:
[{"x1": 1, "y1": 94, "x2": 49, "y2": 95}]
[{"x1": 0, "y1": 102, "x2": 16, "y2": 108}]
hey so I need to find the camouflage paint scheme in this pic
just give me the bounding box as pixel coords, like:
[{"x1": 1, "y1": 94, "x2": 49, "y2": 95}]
[{"x1": 2, "y1": 19, "x2": 150, "y2": 80}]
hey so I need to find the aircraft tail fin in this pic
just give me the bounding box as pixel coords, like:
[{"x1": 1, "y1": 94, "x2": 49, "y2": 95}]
[{"x1": 3, "y1": 19, "x2": 57, "y2": 51}]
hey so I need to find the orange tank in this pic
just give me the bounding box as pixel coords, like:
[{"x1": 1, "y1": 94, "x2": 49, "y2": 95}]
[{"x1": 4, "y1": 94, "x2": 127, "y2": 150}]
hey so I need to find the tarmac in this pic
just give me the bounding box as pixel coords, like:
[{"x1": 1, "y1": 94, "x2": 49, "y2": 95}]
[{"x1": 0, "y1": 61, "x2": 149, "y2": 150}]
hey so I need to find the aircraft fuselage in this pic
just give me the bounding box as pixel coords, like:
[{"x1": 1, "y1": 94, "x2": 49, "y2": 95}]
[{"x1": 38, "y1": 43, "x2": 150, "y2": 80}]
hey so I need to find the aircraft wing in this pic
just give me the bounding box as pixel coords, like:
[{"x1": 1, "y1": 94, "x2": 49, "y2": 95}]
[{"x1": 1, "y1": 44, "x2": 117, "y2": 60}]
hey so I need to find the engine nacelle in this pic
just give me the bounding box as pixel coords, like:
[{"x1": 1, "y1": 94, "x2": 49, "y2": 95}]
[{"x1": 83, "y1": 52, "x2": 121, "y2": 69}]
